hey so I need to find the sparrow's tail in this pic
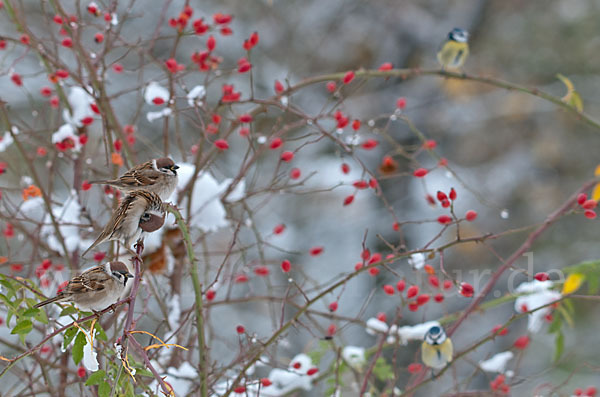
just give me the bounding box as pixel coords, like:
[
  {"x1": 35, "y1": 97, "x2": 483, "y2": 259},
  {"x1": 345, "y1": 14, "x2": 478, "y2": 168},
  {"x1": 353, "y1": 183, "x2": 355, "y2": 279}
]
[{"x1": 34, "y1": 296, "x2": 64, "y2": 308}]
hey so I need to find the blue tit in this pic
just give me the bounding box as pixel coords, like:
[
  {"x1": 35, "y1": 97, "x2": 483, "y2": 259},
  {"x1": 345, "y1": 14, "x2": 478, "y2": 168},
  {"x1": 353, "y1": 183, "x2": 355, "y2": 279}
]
[
  {"x1": 437, "y1": 28, "x2": 469, "y2": 70},
  {"x1": 421, "y1": 325, "x2": 453, "y2": 370}
]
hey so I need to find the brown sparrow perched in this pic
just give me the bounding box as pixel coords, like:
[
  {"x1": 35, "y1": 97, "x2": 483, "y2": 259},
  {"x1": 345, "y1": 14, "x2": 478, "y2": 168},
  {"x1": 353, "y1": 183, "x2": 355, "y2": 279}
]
[
  {"x1": 82, "y1": 190, "x2": 166, "y2": 257},
  {"x1": 90, "y1": 157, "x2": 179, "y2": 200},
  {"x1": 34, "y1": 261, "x2": 133, "y2": 312}
]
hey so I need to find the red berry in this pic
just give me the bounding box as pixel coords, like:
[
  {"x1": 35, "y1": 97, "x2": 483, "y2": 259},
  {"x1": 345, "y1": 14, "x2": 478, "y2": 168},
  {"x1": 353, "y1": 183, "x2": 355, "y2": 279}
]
[
  {"x1": 406, "y1": 285, "x2": 419, "y2": 298},
  {"x1": 261, "y1": 378, "x2": 272, "y2": 387},
  {"x1": 329, "y1": 301, "x2": 338, "y2": 312},
  {"x1": 214, "y1": 139, "x2": 229, "y2": 150},
  {"x1": 353, "y1": 180, "x2": 368, "y2": 189},
  {"x1": 254, "y1": 266, "x2": 270, "y2": 276},
  {"x1": 383, "y1": 285, "x2": 395, "y2": 295},
  {"x1": 459, "y1": 282, "x2": 474, "y2": 297},
  {"x1": 396, "y1": 279, "x2": 406, "y2": 292},
  {"x1": 206, "y1": 289, "x2": 216, "y2": 301},
  {"x1": 81, "y1": 180, "x2": 92, "y2": 191},
  {"x1": 327, "y1": 324, "x2": 336, "y2": 336},
  {"x1": 77, "y1": 366, "x2": 86, "y2": 378},
  {"x1": 290, "y1": 168, "x2": 301, "y2": 179},
  {"x1": 206, "y1": 35, "x2": 216, "y2": 51},
  {"x1": 434, "y1": 293, "x2": 444, "y2": 303},
  {"x1": 270, "y1": 137, "x2": 283, "y2": 149},
  {"x1": 396, "y1": 97, "x2": 407, "y2": 109},
  {"x1": 341, "y1": 163, "x2": 350, "y2": 174},
  {"x1": 274, "y1": 80, "x2": 284, "y2": 94},
  {"x1": 352, "y1": 119, "x2": 361, "y2": 130},
  {"x1": 424, "y1": 139, "x2": 436, "y2": 149},
  {"x1": 577, "y1": 193, "x2": 588, "y2": 205},
  {"x1": 368, "y1": 267, "x2": 380, "y2": 276},
  {"x1": 413, "y1": 168, "x2": 428, "y2": 178},
  {"x1": 492, "y1": 324, "x2": 508, "y2": 336},
  {"x1": 534, "y1": 272, "x2": 549, "y2": 281},
  {"x1": 343, "y1": 195, "x2": 354, "y2": 206},
  {"x1": 61, "y1": 37, "x2": 73, "y2": 47},
  {"x1": 20, "y1": 34, "x2": 30, "y2": 45},
  {"x1": 53, "y1": 15, "x2": 63, "y2": 24},
  {"x1": 376, "y1": 312, "x2": 387, "y2": 322},
  {"x1": 585, "y1": 386, "x2": 597, "y2": 397},
  {"x1": 428, "y1": 275, "x2": 440, "y2": 288},
  {"x1": 585, "y1": 210, "x2": 597, "y2": 219},
  {"x1": 326, "y1": 81, "x2": 337, "y2": 92},
  {"x1": 437, "y1": 215, "x2": 452, "y2": 224},
  {"x1": 310, "y1": 246, "x2": 324, "y2": 256},
  {"x1": 513, "y1": 335, "x2": 530, "y2": 349},
  {"x1": 281, "y1": 151, "x2": 294, "y2": 162},
  {"x1": 94, "y1": 32, "x2": 104, "y2": 43},
  {"x1": 449, "y1": 188, "x2": 457, "y2": 200},
  {"x1": 342, "y1": 71, "x2": 355, "y2": 84},
  {"x1": 280, "y1": 260, "x2": 291, "y2": 273},
  {"x1": 378, "y1": 62, "x2": 393, "y2": 71},
  {"x1": 234, "y1": 274, "x2": 249, "y2": 283},
  {"x1": 361, "y1": 139, "x2": 378, "y2": 150},
  {"x1": 236, "y1": 325, "x2": 245, "y2": 334},
  {"x1": 93, "y1": 251, "x2": 106, "y2": 262},
  {"x1": 408, "y1": 302, "x2": 419, "y2": 311},
  {"x1": 583, "y1": 199, "x2": 597, "y2": 209},
  {"x1": 233, "y1": 386, "x2": 246, "y2": 393},
  {"x1": 465, "y1": 210, "x2": 478, "y2": 221},
  {"x1": 407, "y1": 363, "x2": 422, "y2": 373},
  {"x1": 239, "y1": 114, "x2": 252, "y2": 123},
  {"x1": 437, "y1": 191, "x2": 447, "y2": 201},
  {"x1": 416, "y1": 294, "x2": 430, "y2": 305}
]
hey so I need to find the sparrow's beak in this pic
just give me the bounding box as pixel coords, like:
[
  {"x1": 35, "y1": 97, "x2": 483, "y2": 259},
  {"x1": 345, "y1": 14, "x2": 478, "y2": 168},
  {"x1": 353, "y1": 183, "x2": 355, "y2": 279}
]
[
  {"x1": 124, "y1": 271, "x2": 134, "y2": 278},
  {"x1": 171, "y1": 165, "x2": 180, "y2": 171}
]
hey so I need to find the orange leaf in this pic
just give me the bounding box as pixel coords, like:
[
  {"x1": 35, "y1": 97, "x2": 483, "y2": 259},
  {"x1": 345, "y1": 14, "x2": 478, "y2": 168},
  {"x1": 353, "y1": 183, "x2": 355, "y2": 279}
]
[
  {"x1": 22, "y1": 185, "x2": 42, "y2": 201},
  {"x1": 111, "y1": 152, "x2": 124, "y2": 167},
  {"x1": 0, "y1": 256, "x2": 7, "y2": 264}
]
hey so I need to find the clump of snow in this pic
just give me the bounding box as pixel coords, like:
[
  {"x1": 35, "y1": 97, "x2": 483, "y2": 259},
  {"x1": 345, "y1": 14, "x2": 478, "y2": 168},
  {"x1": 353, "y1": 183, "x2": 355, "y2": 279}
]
[
  {"x1": 40, "y1": 195, "x2": 84, "y2": 254},
  {"x1": 396, "y1": 321, "x2": 441, "y2": 345},
  {"x1": 62, "y1": 86, "x2": 95, "y2": 127},
  {"x1": 82, "y1": 330, "x2": 99, "y2": 371},
  {"x1": 408, "y1": 253, "x2": 425, "y2": 270},
  {"x1": 342, "y1": 346, "x2": 365, "y2": 369},
  {"x1": 479, "y1": 351, "x2": 514, "y2": 373},
  {"x1": 365, "y1": 317, "x2": 389, "y2": 335},
  {"x1": 144, "y1": 82, "x2": 169, "y2": 105},
  {"x1": 146, "y1": 108, "x2": 172, "y2": 122},
  {"x1": 170, "y1": 162, "x2": 246, "y2": 232},
  {"x1": 514, "y1": 280, "x2": 561, "y2": 333},
  {"x1": 0, "y1": 131, "x2": 14, "y2": 152},
  {"x1": 52, "y1": 124, "x2": 83, "y2": 151},
  {"x1": 187, "y1": 85, "x2": 206, "y2": 106}
]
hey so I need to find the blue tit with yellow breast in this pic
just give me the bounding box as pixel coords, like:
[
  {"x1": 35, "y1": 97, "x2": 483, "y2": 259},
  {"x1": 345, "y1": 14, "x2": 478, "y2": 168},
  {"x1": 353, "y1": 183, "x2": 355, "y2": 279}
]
[
  {"x1": 421, "y1": 325, "x2": 453, "y2": 372},
  {"x1": 437, "y1": 28, "x2": 469, "y2": 70}
]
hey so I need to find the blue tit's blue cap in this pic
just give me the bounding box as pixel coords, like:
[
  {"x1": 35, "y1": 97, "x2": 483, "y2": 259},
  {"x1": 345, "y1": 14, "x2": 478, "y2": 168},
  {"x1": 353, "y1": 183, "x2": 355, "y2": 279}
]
[
  {"x1": 448, "y1": 28, "x2": 469, "y2": 43},
  {"x1": 428, "y1": 325, "x2": 441, "y2": 336}
]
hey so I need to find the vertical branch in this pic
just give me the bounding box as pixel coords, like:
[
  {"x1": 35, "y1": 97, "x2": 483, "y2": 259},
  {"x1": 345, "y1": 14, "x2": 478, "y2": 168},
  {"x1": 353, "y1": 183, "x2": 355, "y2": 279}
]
[{"x1": 166, "y1": 204, "x2": 208, "y2": 397}]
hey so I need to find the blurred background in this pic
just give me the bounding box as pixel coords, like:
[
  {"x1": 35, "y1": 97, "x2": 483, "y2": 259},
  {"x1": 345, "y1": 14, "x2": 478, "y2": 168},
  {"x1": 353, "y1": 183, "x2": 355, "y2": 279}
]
[{"x1": 2, "y1": 0, "x2": 600, "y2": 395}]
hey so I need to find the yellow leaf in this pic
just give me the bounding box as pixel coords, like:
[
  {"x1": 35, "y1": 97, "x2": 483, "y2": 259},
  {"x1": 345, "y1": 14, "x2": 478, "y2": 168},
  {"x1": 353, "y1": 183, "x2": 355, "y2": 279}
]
[
  {"x1": 557, "y1": 74, "x2": 584, "y2": 112},
  {"x1": 595, "y1": 165, "x2": 600, "y2": 176},
  {"x1": 593, "y1": 183, "x2": 600, "y2": 202},
  {"x1": 562, "y1": 273, "x2": 585, "y2": 295}
]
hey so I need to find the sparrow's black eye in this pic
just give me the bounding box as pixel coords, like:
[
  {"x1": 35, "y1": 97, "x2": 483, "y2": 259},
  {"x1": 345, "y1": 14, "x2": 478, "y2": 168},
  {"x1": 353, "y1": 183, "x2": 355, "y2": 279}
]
[{"x1": 112, "y1": 271, "x2": 122, "y2": 279}]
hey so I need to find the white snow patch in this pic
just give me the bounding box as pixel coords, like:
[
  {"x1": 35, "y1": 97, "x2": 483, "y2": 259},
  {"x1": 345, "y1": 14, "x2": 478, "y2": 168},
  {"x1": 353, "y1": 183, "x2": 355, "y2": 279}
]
[
  {"x1": 40, "y1": 195, "x2": 84, "y2": 253},
  {"x1": 82, "y1": 330, "x2": 99, "y2": 372},
  {"x1": 408, "y1": 252, "x2": 425, "y2": 270},
  {"x1": 144, "y1": 82, "x2": 170, "y2": 105},
  {"x1": 397, "y1": 321, "x2": 441, "y2": 345},
  {"x1": 0, "y1": 131, "x2": 14, "y2": 152},
  {"x1": 186, "y1": 85, "x2": 206, "y2": 106},
  {"x1": 365, "y1": 317, "x2": 389, "y2": 335},
  {"x1": 514, "y1": 280, "x2": 561, "y2": 333},
  {"x1": 342, "y1": 346, "x2": 365, "y2": 369},
  {"x1": 169, "y1": 162, "x2": 246, "y2": 232},
  {"x1": 62, "y1": 86, "x2": 95, "y2": 127},
  {"x1": 52, "y1": 124, "x2": 83, "y2": 151},
  {"x1": 146, "y1": 108, "x2": 172, "y2": 122},
  {"x1": 479, "y1": 351, "x2": 514, "y2": 373}
]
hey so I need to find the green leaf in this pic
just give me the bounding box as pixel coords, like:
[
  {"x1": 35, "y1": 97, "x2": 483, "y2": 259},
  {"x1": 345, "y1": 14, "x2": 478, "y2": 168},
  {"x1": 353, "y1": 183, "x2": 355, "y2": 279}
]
[
  {"x1": 35, "y1": 308, "x2": 48, "y2": 324},
  {"x1": 22, "y1": 308, "x2": 40, "y2": 318},
  {"x1": 98, "y1": 381, "x2": 111, "y2": 397},
  {"x1": 553, "y1": 331, "x2": 564, "y2": 362},
  {"x1": 134, "y1": 368, "x2": 154, "y2": 378},
  {"x1": 557, "y1": 303, "x2": 575, "y2": 328},
  {"x1": 63, "y1": 326, "x2": 78, "y2": 350},
  {"x1": 85, "y1": 370, "x2": 106, "y2": 386},
  {"x1": 0, "y1": 279, "x2": 16, "y2": 296},
  {"x1": 59, "y1": 306, "x2": 78, "y2": 317},
  {"x1": 372, "y1": 357, "x2": 394, "y2": 381},
  {"x1": 588, "y1": 274, "x2": 599, "y2": 294},
  {"x1": 0, "y1": 293, "x2": 16, "y2": 311},
  {"x1": 94, "y1": 322, "x2": 108, "y2": 342},
  {"x1": 72, "y1": 331, "x2": 86, "y2": 365},
  {"x1": 548, "y1": 313, "x2": 562, "y2": 334},
  {"x1": 11, "y1": 319, "x2": 33, "y2": 335}
]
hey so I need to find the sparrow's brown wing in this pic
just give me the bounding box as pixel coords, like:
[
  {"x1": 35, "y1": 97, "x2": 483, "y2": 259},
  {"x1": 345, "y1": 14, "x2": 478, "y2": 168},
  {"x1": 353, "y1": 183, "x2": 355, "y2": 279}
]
[
  {"x1": 118, "y1": 168, "x2": 163, "y2": 188},
  {"x1": 81, "y1": 193, "x2": 139, "y2": 256},
  {"x1": 65, "y1": 266, "x2": 110, "y2": 294}
]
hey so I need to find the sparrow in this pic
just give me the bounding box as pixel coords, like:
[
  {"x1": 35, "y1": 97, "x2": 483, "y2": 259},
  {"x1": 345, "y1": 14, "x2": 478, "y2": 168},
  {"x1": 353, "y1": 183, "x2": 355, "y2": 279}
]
[
  {"x1": 34, "y1": 261, "x2": 133, "y2": 312},
  {"x1": 82, "y1": 190, "x2": 166, "y2": 257},
  {"x1": 90, "y1": 157, "x2": 179, "y2": 200}
]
